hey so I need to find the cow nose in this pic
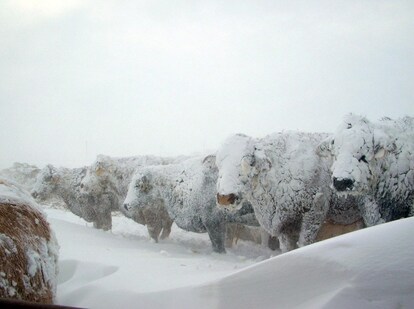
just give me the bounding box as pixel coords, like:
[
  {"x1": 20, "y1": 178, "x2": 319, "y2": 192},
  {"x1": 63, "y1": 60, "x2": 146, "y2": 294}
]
[
  {"x1": 333, "y1": 177, "x2": 354, "y2": 191},
  {"x1": 217, "y1": 193, "x2": 237, "y2": 206}
]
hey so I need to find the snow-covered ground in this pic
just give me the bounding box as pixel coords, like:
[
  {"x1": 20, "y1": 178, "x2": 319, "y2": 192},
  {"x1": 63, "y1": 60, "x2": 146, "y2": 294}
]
[{"x1": 45, "y1": 205, "x2": 414, "y2": 309}]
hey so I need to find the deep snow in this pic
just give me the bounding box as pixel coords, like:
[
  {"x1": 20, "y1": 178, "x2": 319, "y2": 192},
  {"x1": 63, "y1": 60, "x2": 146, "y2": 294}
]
[{"x1": 45, "y1": 205, "x2": 414, "y2": 309}]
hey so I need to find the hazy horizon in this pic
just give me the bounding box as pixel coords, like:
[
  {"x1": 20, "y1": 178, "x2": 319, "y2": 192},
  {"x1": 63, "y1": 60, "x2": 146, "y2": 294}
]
[{"x1": 1, "y1": 0, "x2": 413, "y2": 169}]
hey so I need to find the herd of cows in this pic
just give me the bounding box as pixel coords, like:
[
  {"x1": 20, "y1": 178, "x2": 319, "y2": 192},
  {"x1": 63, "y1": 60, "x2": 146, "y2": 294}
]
[{"x1": 0, "y1": 113, "x2": 413, "y2": 303}]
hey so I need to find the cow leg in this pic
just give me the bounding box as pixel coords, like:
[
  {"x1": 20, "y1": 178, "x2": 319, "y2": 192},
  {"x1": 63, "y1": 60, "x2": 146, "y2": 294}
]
[
  {"x1": 360, "y1": 196, "x2": 384, "y2": 226},
  {"x1": 147, "y1": 224, "x2": 162, "y2": 243},
  {"x1": 160, "y1": 216, "x2": 174, "y2": 240},
  {"x1": 205, "y1": 219, "x2": 226, "y2": 253},
  {"x1": 298, "y1": 193, "x2": 329, "y2": 247},
  {"x1": 144, "y1": 209, "x2": 162, "y2": 242},
  {"x1": 268, "y1": 235, "x2": 280, "y2": 251},
  {"x1": 260, "y1": 229, "x2": 270, "y2": 248},
  {"x1": 278, "y1": 233, "x2": 296, "y2": 253},
  {"x1": 94, "y1": 208, "x2": 112, "y2": 231}
]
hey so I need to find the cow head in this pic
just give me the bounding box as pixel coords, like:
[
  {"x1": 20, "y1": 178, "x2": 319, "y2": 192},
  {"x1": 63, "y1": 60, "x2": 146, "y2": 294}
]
[
  {"x1": 318, "y1": 114, "x2": 392, "y2": 194},
  {"x1": 79, "y1": 156, "x2": 120, "y2": 206},
  {"x1": 216, "y1": 134, "x2": 271, "y2": 211},
  {"x1": 31, "y1": 165, "x2": 60, "y2": 200},
  {"x1": 123, "y1": 170, "x2": 156, "y2": 217}
]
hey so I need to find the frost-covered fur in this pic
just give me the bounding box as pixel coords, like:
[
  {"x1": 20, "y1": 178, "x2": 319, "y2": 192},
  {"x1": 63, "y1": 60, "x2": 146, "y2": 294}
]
[
  {"x1": 318, "y1": 114, "x2": 414, "y2": 225},
  {"x1": 216, "y1": 132, "x2": 365, "y2": 252},
  {"x1": 0, "y1": 163, "x2": 40, "y2": 191},
  {"x1": 124, "y1": 156, "x2": 258, "y2": 253},
  {"x1": 79, "y1": 155, "x2": 188, "y2": 231},
  {"x1": 0, "y1": 179, "x2": 59, "y2": 304},
  {"x1": 31, "y1": 165, "x2": 90, "y2": 225}
]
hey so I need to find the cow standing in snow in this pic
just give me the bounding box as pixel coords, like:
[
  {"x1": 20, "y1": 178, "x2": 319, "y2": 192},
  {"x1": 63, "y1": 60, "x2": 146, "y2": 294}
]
[
  {"x1": 123, "y1": 155, "x2": 259, "y2": 253},
  {"x1": 0, "y1": 162, "x2": 40, "y2": 192},
  {"x1": 79, "y1": 155, "x2": 187, "y2": 232},
  {"x1": 216, "y1": 132, "x2": 364, "y2": 253},
  {"x1": 318, "y1": 114, "x2": 414, "y2": 225},
  {"x1": 0, "y1": 179, "x2": 59, "y2": 304},
  {"x1": 30, "y1": 165, "x2": 95, "y2": 225}
]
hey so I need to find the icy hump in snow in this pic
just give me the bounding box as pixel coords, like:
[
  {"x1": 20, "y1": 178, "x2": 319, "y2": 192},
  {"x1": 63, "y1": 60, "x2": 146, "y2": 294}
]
[{"x1": 128, "y1": 217, "x2": 414, "y2": 309}]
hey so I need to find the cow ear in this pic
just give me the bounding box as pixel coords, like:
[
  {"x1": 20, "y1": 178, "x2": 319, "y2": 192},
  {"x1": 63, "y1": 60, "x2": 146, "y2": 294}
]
[
  {"x1": 374, "y1": 146, "x2": 386, "y2": 159},
  {"x1": 95, "y1": 166, "x2": 105, "y2": 176},
  {"x1": 316, "y1": 137, "x2": 333, "y2": 157},
  {"x1": 241, "y1": 154, "x2": 255, "y2": 175},
  {"x1": 374, "y1": 140, "x2": 396, "y2": 159},
  {"x1": 202, "y1": 155, "x2": 217, "y2": 170},
  {"x1": 254, "y1": 150, "x2": 272, "y2": 173},
  {"x1": 373, "y1": 127, "x2": 397, "y2": 159},
  {"x1": 46, "y1": 165, "x2": 60, "y2": 183}
]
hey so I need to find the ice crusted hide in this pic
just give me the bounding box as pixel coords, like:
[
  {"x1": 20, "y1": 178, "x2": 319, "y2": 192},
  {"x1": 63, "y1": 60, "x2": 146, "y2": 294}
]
[
  {"x1": 124, "y1": 156, "x2": 258, "y2": 253},
  {"x1": 79, "y1": 155, "x2": 188, "y2": 231},
  {"x1": 216, "y1": 132, "x2": 364, "y2": 252},
  {"x1": 318, "y1": 114, "x2": 414, "y2": 225},
  {"x1": 0, "y1": 179, "x2": 59, "y2": 304},
  {"x1": 31, "y1": 165, "x2": 87, "y2": 223}
]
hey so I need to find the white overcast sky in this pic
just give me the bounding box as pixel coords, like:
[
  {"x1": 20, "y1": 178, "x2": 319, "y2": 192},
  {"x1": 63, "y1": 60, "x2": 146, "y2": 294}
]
[{"x1": 1, "y1": 0, "x2": 413, "y2": 169}]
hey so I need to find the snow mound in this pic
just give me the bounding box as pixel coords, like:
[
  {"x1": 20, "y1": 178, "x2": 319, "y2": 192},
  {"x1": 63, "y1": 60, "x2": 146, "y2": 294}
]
[
  {"x1": 47, "y1": 204, "x2": 413, "y2": 309},
  {"x1": 121, "y1": 218, "x2": 414, "y2": 309}
]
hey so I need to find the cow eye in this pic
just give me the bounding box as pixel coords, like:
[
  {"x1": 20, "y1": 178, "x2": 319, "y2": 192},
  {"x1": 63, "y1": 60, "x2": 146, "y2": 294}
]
[
  {"x1": 358, "y1": 155, "x2": 368, "y2": 163},
  {"x1": 347, "y1": 123, "x2": 352, "y2": 129}
]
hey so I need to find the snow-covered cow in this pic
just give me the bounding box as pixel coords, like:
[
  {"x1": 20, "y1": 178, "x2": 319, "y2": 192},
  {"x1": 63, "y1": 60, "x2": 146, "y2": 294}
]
[
  {"x1": 215, "y1": 132, "x2": 365, "y2": 252},
  {"x1": 123, "y1": 155, "x2": 259, "y2": 253},
  {"x1": 318, "y1": 114, "x2": 414, "y2": 225},
  {"x1": 0, "y1": 162, "x2": 40, "y2": 192},
  {"x1": 31, "y1": 165, "x2": 91, "y2": 225},
  {"x1": 79, "y1": 155, "x2": 188, "y2": 232},
  {"x1": 0, "y1": 179, "x2": 59, "y2": 304}
]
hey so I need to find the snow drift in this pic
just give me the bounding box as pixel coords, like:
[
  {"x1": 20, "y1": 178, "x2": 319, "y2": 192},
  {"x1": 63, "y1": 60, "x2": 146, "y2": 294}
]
[
  {"x1": 48, "y1": 206, "x2": 414, "y2": 309},
  {"x1": 141, "y1": 217, "x2": 414, "y2": 309}
]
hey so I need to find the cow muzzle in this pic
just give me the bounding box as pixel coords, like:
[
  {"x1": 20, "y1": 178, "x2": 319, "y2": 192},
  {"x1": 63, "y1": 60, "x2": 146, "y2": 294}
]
[
  {"x1": 217, "y1": 193, "x2": 238, "y2": 206},
  {"x1": 123, "y1": 203, "x2": 131, "y2": 211},
  {"x1": 333, "y1": 177, "x2": 354, "y2": 192}
]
